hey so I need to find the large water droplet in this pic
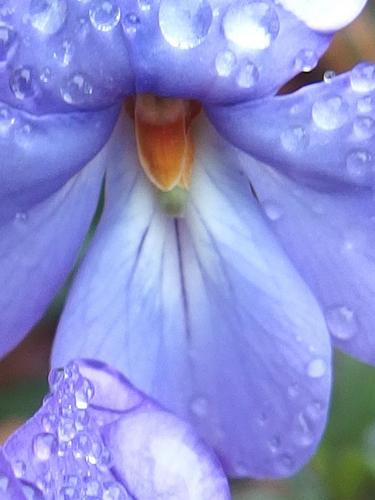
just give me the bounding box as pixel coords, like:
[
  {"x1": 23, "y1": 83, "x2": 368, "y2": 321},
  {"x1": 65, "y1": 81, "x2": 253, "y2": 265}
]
[
  {"x1": 29, "y1": 0, "x2": 68, "y2": 35},
  {"x1": 60, "y1": 73, "x2": 93, "y2": 104},
  {"x1": 159, "y1": 0, "x2": 213, "y2": 49},
  {"x1": 326, "y1": 305, "x2": 358, "y2": 340},
  {"x1": 351, "y1": 63, "x2": 375, "y2": 93},
  {"x1": 294, "y1": 49, "x2": 318, "y2": 72},
  {"x1": 223, "y1": 0, "x2": 279, "y2": 50},
  {"x1": 353, "y1": 116, "x2": 375, "y2": 139},
  {"x1": 32, "y1": 432, "x2": 58, "y2": 461},
  {"x1": 312, "y1": 95, "x2": 349, "y2": 130},
  {"x1": 89, "y1": 0, "x2": 121, "y2": 32}
]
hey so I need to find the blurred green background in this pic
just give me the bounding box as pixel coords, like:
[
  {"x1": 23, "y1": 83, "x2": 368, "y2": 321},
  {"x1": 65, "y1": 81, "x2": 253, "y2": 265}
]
[{"x1": 2, "y1": 3, "x2": 375, "y2": 500}]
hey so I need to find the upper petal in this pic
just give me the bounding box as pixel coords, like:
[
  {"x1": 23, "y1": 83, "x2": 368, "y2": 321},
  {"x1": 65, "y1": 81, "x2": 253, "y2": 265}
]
[
  {"x1": 207, "y1": 64, "x2": 375, "y2": 190},
  {"x1": 278, "y1": 0, "x2": 367, "y2": 31},
  {"x1": 3, "y1": 2, "x2": 331, "y2": 109},
  {"x1": 52, "y1": 113, "x2": 332, "y2": 478},
  {"x1": 246, "y1": 157, "x2": 375, "y2": 365},
  {"x1": 3, "y1": 360, "x2": 230, "y2": 499}
]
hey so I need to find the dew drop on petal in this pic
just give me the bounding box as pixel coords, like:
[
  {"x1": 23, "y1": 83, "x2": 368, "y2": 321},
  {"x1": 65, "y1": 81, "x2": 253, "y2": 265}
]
[
  {"x1": 353, "y1": 116, "x2": 375, "y2": 139},
  {"x1": 29, "y1": 0, "x2": 68, "y2": 35},
  {"x1": 32, "y1": 432, "x2": 58, "y2": 461},
  {"x1": 215, "y1": 49, "x2": 236, "y2": 77},
  {"x1": 350, "y1": 63, "x2": 375, "y2": 93},
  {"x1": 236, "y1": 60, "x2": 259, "y2": 88},
  {"x1": 357, "y1": 95, "x2": 375, "y2": 114},
  {"x1": 323, "y1": 70, "x2": 336, "y2": 83},
  {"x1": 159, "y1": 0, "x2": 213, "y2": 49},
  {"x1": 294, "y1": 49, "x2": 318, "y2": 72},
  {"x1": 190, "y1": 396, "x2": 209, "y2": 417},
  {"x1": 10, "y1": 67, "x2": 36, "y2": 100},
  {"x1": 89, "y1": 0, "x2": 121, "y2": 32},
  {"x1": 280, "y1": 126, "x2": 309, "y2": 152},
  {"x1": 0, "y1": 25, "x2": 17, "y2": 63},
  {"x1": 122, "y1": 12, "x2": 140, "y2": 34},
  {"x1": 346, "y1": 149, "x2": 374, "y2": 182},
  {"x1": 262, "y1": 200, "x2": 283, "y2": 221},
  {"x1": 0, "y1": 475, "x2": 9, "y2": 492},
  {"x1": 307, "y1": 358, "x2": 326, "y2": 378},
  {"x1": 60, "y1": 73, "x2": 93, "y2": 104},
  {"x1": 223, "y1": 0, "x2": 279, "y2": 50},
  {"x1": 326, "y1": 305, "x2": 358, "y2": 340},
  {"x1": 12, "y1": 460, "x2": 26, "y2": 478},
  {"x1": 312, "y1": 96, "x2": 349, "y2": 130}
]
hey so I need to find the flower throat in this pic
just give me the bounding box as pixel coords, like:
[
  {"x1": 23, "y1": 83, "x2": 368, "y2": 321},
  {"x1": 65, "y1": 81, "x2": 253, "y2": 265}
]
[{"x1": 127, "y1": 95, "x2": 201, "y2": 217}]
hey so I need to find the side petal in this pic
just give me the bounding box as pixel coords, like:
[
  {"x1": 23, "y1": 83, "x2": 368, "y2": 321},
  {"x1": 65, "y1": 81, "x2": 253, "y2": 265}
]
[
  {"x1": 0, "y1": 104, "x2": 118, "y2": 223},
  {"x1": 207, "y1": 64, "x2": 375, "y2": 190},
  {"x1": 53, "y1": 114, "x2": 332, "y2": 478},
  {"x1": 246, "y1": 157, "x2": 375, "y2": 365},
  {"x1": 3, "y1": 360, "x2": 230, "y2": 499},
  {"x1": 278, "y1": 0, "x2": 367, "y2": 31},
  {"x1": 0, "y1": 155, "x2": 104, "y2": 359}
]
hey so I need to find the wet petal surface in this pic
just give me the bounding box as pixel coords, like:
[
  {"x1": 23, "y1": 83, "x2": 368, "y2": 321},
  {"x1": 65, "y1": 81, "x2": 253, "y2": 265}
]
[
  {"x1": 208, "y1": 64, "x2": 375, "y2": 190},
  {"x1": 52, "y1": 114, "x2": 332, "y2": 478}
]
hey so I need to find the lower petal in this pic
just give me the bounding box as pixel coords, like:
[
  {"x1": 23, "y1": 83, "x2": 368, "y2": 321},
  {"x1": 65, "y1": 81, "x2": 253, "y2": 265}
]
[{"x1": 53, "y1": 114, "x2": 332, "y2": 478}]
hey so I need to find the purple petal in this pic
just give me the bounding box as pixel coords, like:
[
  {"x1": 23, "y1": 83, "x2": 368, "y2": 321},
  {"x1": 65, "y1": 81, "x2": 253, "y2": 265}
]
[
  {"x1": 0, "y1": 449, "x2": 28, "y2": 499},
  {"x1": 3, "y1": 360, "x2": 229, "y2": 499},
  {"x1": 5, "y1": 2, "x2": 330, "y2": 109},
  {"x1": 278, "y1": 0, "x2": 367, "y2": 31},
  {"x1": 53, "y1": 114, "x2": 332, "y2": 478},
  {"x1": 207, "y1": 64, "x2": 375, "y2": 190},
  {"x1": 0, "y1": 104, "x2": 118, "y2": 223},
  {"x1": 0, "y1": 157, "x2": 104, "y2": 359},
  {"x1": 246, "y1": 157, "x2": 375, "y2": 365}
]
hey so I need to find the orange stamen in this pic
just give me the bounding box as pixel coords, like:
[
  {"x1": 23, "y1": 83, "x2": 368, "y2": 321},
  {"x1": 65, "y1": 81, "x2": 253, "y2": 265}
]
[{"x1": 134, "y1": 95, "x2": 200, "y2": 192}]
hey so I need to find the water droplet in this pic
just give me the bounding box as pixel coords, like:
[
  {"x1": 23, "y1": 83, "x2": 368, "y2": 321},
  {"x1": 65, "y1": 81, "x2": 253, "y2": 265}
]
[
  {"x1": 351, "y1": 63, "x2": 375, "y2": 93},
  {"x1": 324, "y1": 70, "x2": 336, "y2": 83},
  {"x1": 293, "y1": 412, "x2": 314, "y2": 447},
  {"x1": 32, "y1": 432, "x2": 58, "y2": 461},
  {"x1": 307, "y1": 358, "x2": 326, "y2": 378},
  {"x1": 159, "y1": 0, "x2": 213, "y2": 49},
  {"x1": 103, "y1": 481, "x2": 129, "y2": 499},
  {"x1": 294, "y1": 49, "x2": 318, "y2": 72},
  {"x1": 14, "y1": 212, "x2": 28, "y2": 223},
  {"x1": 223, "y1": 0, "x2": 279, "y2": 50},
  {"x1": 276, "y1": 453, "x2": 294, "y2": 473},
  {"x1": 48, "y1": 367, "x2": 64, "y2": 390},
  {"x1": 0, "y1": 24, "x2": 17, "y2": 62},
  {"x1": 0, "y1": 106, "x2": 14, "y2": 135},
  {"x1": 236, "y1": 60, "x2": 259, "y2": 88},
  {"x1": 353, "y1": 116, "x2": 375, "y2": 139},
  {"x1": 89, "y1": 0, "x2": 121, "y2": 32},
  {"x1": 53, "y1": 39, "x2": 73, "y2": 66},
  {"x1": 190, "y1": 396, "x2": 208, "y2": 417},
  {"x1": 262, "y1": 200, "x2": 283, "y2": 221},
  {"x1": 122, "y1": 12, "x2": 140, "y2": 34},
  {"x1": 10, "y1": 66, "x2": 36, "y2": 100},
  {"x1": 326, "y1": 305, "x2": 358, "y2": 340},
  {"x1": 357, "y1": 95, "x2": 375, "y2": 114},
  {"x1": 139, "y1": 0, "x2": 152, "y2": 11},
  {"x1": 20, "y1": 480, "x2": 44, "y2": 499},
  {"x1": 29, "y1": 0, "x2": 68, "y2": 35},
  {"x1": 346, "y1": 149, "x2": 374, "y2": 181},
  {"x1": 60, "y1": 73, "x2": 93, "y2": 104},
  {"x1": 215, "y1": 49, "x2": 236, "y2": 77},
  {"x1": 268, "y1": 435, "x2": 281, "y2": 452},
  {"x1": 12, "y1": 460, "x2": 26, "y2": 478},
  {"x1": 74, "y1": 377, "x2": 94, "y2": 409},
  {"x1": 287, "y1": 383, "x2": 299, "y2": 398},
  {"x1": 280, "y1": 126, "x2": 309, "y2": 152},
  {"x1": 40, "y1": 67, "x2": 51, "y2": 83},
  {"x1": 312, "y1": 95, "x2": 349, "y2": 130},
  {"x1": 306, "y1": 400, "x2": 323, "y2": 420}
]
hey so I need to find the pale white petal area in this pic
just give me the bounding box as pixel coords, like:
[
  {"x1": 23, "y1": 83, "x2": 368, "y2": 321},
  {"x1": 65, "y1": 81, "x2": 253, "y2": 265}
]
[{"x1": 278, "y1": 0, "x2": 367, "y2": 31}]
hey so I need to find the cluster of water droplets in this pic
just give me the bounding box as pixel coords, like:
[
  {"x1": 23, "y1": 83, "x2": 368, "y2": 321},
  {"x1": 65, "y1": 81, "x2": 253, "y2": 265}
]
[
  {"x1": 4, "y1": 362, "x2": 129, "y2": 499},
  {"x1": 278, "y1": 62, "x2": 375, "y2": 187}
]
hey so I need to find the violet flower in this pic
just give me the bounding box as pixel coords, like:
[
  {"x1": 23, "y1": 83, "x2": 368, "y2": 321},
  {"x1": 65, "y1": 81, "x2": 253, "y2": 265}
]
[
  {"x1": 0, "y1": 359, "x2": 230, "y2": 499},
  {"x1": 0, "y1": 0, "x2": 371, "y2": 479}
]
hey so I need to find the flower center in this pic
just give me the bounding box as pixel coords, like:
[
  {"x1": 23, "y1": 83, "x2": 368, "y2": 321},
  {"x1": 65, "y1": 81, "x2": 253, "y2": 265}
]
[{"x1": 127, "y1": 94, "x2": 201, "y2": 216}]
